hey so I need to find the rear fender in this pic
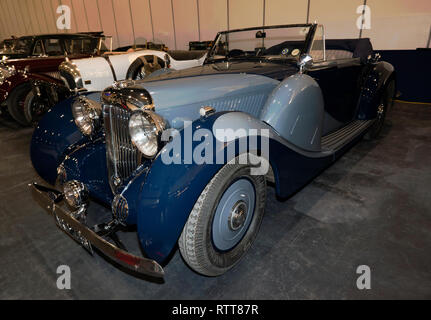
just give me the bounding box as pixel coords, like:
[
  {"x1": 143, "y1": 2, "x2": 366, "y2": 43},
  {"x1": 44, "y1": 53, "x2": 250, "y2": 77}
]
[
  {"x1": 259, "y1": 73, "x2": 324, "y2": 152},
  {"x1": 357, "y1": 61, "x2": 396, "y2": 120}
]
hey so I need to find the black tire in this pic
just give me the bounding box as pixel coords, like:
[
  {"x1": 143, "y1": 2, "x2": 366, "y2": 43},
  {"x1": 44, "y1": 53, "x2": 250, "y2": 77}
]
[
  {"x1": 126, "y1": 55, "x2": 165, "y2": 80},
  {"x1": 364, "y1": 79, "x2": 396, "y2": 140},
  {"x1": 7, "y1": 83, "x2": 32, "y2": 126},
  {"x1": 179, "y1": 157, "x2": 266, "y2": 276},
  {"x1": 23, "y1": 90, "x2": 49, "y2": 127}
]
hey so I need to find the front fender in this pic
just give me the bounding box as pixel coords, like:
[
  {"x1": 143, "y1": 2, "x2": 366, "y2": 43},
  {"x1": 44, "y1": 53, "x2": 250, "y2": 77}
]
[
  {"x1": 127, "y1": 111, "x2": 332, "y2": 262},
  {"x1": 30, "y1": 92, "x2": 100, "y2": 184},
  {"x1": 60, "y1": 138, "x2": 113, "y2": 205},
  {"x1": 127, "y1": 114, "x2": 225, "y2": 262},
  {"x1": 0, "y1": 73, "x2": 27, "y2": 103}
]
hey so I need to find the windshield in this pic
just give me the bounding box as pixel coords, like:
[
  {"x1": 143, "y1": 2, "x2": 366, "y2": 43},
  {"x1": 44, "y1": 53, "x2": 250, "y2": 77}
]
[
  {"x1": 207, "y1": 25, "x2": 311, "y2": 61},
  {"x1": 0, "y1": 40, "x2": 14, "y2": 54},
  {"x1": 64, "y1": 37, "x2": 106, "y2": 55},
  {"x1": 1, "y1": 38, "x2": 33, "y2": 55}
]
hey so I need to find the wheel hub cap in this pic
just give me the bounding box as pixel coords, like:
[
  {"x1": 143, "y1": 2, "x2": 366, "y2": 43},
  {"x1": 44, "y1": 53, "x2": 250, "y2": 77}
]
[
  {"x1": 212, "y1": 178, "x2": 256, "y2": 251},
  {"x1": 228, "y1": 200, "x2": 247, "y2": 231}
]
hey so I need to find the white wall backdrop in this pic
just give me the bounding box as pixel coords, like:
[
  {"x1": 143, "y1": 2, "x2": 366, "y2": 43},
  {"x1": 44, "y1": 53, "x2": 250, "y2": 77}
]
[{"x1": 0, "y1": 0, "x2": 430, "y2": 50}]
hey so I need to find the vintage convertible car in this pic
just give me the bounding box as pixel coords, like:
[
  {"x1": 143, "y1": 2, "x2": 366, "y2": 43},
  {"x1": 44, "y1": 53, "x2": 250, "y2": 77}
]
[
  {"x1": 30, "y1": 24, "x2": 395, "y2": 278},
  {"x1": 23, "y1": 46, "x2": 208, "y2": 125},
  {"x1": 0, "y1": 32, "x2": 108, "y2": 125}
]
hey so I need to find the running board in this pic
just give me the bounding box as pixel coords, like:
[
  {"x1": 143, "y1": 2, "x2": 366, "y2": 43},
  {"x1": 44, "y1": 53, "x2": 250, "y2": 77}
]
[{"x1": 321, "y1": 120, "x2": 374, "y2": 152}]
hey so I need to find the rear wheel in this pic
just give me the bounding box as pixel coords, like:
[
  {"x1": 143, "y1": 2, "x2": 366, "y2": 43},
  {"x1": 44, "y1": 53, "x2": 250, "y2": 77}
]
[
  {"x1": 179, "y1": 157, "x2": 266, "y2": 276},
  {"x1": 364, "y1": 79, "x2": 396, "y2": 140},
  {"x1": 7, "y1": 83, "x2": 32, "y2": 126}
]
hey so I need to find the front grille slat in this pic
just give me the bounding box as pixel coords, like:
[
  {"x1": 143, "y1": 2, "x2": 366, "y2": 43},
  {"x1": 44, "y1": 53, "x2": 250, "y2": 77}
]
[
  {"x1": 103, "y1": 104, "x2": 140, "y2": 192},
  {"x1": 116, "y1": 108, "x2": 122, "y2": 175},
  {"x1": 122, "y1": 111, "x2": 129, "y2": 177},
  {"x1": 123, "y1": 111, "x2": 129, "y2": 177},
  {"x1": 43, "y1": 71, "x2": 62, "y2": 80}
]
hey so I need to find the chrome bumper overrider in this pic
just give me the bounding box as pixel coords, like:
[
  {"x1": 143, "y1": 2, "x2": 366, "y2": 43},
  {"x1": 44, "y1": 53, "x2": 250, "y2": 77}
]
[{"x1": 31, "y1": 183, "x2": 164, "y2": 278}]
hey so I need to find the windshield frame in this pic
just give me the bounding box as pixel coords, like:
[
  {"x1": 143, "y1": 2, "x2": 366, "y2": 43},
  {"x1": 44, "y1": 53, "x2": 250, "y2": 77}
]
[{"x1": 206, "y1": 23, "x2": 317, "y2": 63}]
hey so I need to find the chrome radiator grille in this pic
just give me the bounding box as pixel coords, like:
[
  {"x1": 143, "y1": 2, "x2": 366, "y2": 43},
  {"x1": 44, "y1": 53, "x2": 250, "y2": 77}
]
[{"x1": 103, "y1": 104, "x2": 140, "y2": 192}]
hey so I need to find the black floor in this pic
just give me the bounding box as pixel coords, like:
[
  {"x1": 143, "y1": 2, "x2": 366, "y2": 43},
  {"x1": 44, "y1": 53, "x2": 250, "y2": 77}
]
[{"x1": 0, "y1": 102, "x2": 430, "y2": 299}]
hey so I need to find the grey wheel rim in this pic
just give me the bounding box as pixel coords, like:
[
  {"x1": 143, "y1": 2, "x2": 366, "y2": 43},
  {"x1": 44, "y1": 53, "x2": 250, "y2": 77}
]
[{"x1": 212, "y1": 178, "x2": 256, "y2": 251}]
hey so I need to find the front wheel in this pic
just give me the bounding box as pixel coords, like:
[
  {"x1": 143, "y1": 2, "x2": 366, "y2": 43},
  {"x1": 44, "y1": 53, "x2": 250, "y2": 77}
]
[
  {"x1": 23, "y1": 91, "x2": 50, "y2": 126},
  {"x1": 7, "y1": 83, "x2": 32, "y2": 126},
  {"x1": 179, "y1": 158, "x2": 266, "y2": 276}
]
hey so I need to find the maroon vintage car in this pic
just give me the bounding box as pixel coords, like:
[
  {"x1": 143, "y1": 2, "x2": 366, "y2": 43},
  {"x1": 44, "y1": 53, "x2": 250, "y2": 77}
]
[{"x1": 0, "y1": 32, "x2": 108, "y2": 126}]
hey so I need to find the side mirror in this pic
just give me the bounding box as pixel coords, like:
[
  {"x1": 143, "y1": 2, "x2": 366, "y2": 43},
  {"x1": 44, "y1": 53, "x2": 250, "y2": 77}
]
[
  {"x1": 297, "y1": 54, "x2": 313, "y2": 73},
  {"x1": 255, "y1": 31, "x2": 266, "y2": 39}
]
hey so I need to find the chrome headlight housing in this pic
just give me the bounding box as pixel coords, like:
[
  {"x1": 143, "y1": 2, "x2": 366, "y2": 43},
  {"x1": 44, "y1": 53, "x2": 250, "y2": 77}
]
[
  {"x1": 72, "y1": 96, "x2": 102, "y2": 136},
  {"x1": 129, "y1": 110, "x2": 167, "y2": 158}
]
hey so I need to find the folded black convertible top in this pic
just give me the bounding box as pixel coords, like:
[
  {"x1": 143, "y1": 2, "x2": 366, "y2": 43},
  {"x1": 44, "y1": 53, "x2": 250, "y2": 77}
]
[
  {"x1": 326, "y1": 38, "x2": 374, "y2": 62},
  {"x1": 265, "y1": 37, "x2": 374, "y2": 62}
]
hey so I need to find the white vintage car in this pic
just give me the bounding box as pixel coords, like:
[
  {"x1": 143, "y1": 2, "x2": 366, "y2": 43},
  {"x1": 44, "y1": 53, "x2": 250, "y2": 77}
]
[
  {"x1": 23, "y1": 47, "x2": 208, "y2": 125},
  {"x1": 59, "y1": 48, "x2": 208, "y2": 92}
]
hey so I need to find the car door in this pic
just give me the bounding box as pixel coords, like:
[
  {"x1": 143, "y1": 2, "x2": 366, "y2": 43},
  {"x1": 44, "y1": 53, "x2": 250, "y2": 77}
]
[
  {"x1": 334, "y1": 58, "x2": 363, "y2": 121},
  {"x1": 307, "y1": 61, "x2": 340, "y2": 121},
  {"x1": 306, "y1": 26, "x2": 364, "y2": 129}
]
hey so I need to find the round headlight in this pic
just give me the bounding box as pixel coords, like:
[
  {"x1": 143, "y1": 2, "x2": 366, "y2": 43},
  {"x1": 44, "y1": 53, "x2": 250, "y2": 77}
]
[
  {"x1": 129, "y1": 110, "x2": 166, "y2": 158},
  {"x1": 72, "y1": 96, "x2": 101, "y2": 136},
  {"x1": 63, "y1": 180, "x2": 89, "y2": 209}
]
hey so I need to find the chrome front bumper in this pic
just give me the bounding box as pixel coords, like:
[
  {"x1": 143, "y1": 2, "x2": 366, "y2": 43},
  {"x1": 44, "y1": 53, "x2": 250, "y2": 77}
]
[{"x1": 31, "y1": 183, "x2": 164, "y2": 278}]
